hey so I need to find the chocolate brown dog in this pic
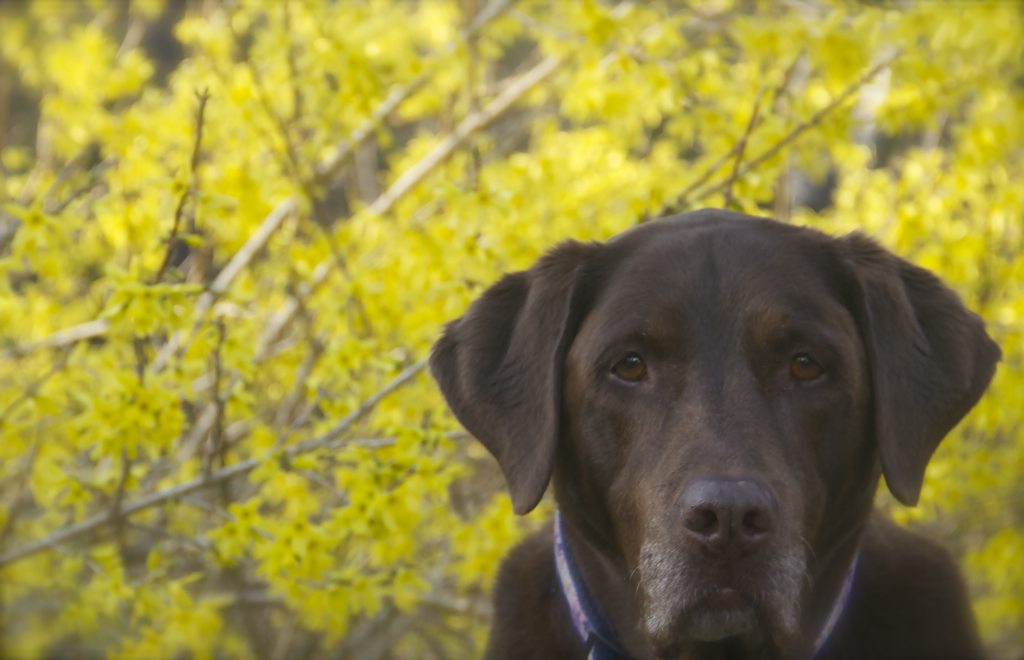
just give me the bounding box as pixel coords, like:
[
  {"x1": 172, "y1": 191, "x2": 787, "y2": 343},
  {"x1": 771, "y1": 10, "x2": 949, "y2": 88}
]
[{"x1": 430, "y1": 211, "x2": 999, "y2": 659}]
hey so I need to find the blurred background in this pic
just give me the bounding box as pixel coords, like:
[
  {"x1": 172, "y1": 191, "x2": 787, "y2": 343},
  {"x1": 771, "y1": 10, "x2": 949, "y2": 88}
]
[{"x1": 0, "y1": 0, "x2": 1021, "y2": 658}]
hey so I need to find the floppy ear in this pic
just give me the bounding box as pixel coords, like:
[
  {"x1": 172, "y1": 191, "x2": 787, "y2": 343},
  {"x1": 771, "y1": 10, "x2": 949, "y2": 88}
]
[
  {"x1": 841, "y1": 233, "x2": 1001, "y2": 506},
  {"x1": 430, "y1": 241, "x2": 601, "y2": 515}
]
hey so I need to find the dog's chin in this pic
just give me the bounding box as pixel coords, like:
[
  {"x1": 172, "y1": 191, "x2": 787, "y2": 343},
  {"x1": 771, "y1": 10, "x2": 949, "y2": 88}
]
[
  {"x1": 645, "y1": 591, "x2": 765, "y2": 656},
  {"x1": 644, "y1": 584, "x2": 804, "y2": 658},
  {"x1": 683, "y1": 588, "x2": 760, "y2": 641},
  {"x1": 686, "y1": 605, "x2": 759, "y2": 641}
]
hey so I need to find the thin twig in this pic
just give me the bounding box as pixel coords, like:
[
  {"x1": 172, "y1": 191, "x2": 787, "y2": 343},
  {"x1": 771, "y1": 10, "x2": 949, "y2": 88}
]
[
  {"x1": 510, "y1": 8, "x2": 585, "y2": 42},
  {"x1": 0, "y1": 435, "x2": 43, "y2": 550},
  {"x1": 255, "y1": 258, "x2": 332, "y2": 359},
  {"x1": 109, "y1": 447, "x2": 132, "y2": 541},
  {"x1": 294, "y1": 357, "x2": 428, "y2": 452},
  {"x1": 1, "y1": 155, "x2": 113, "y2": 255},
  {"x1": 153, "y1": 90, "x2": 210, "y2": 285},
  {"x1": 148, "y1": 196, "x2": 298, "y2": 374},
  {"x1": 0, "y1": 357, "x2": 428, "y2": 568},
  {"x1": 5, "y1": 320, "x2": 109, "y2": 359},
  {"x1": 180, "y1": 402, "x2": 220, "y2": 463},
  {"x1": 273, "y1": 282, "x2": 325, "y2": 430},
  {"x1": 283, "y1": 387, "x2": 325, "y2": 441},
  {"x1": 658, "y1": 55, "x2": 803, "y2": 219},
  {"x1": 206, "y1": 321, "x2": 227, "y2": 500},
  {"x1": 722, "y1": 87, "x2": 766, "y2": 209},
  {"x1": 133, "y1": 336, "x2": 146, "y2": 384},
  {"x1": 692, "y1": 54, "x2": 898, "y2": 206},
  {"x1": 658, "y1": 144, "x2": 743, "y2": 218},
  {"x1": 294, "y1": 468, "x2": 348, "y2": 504},
  {"x1": 284, "y1": 3, "x2": 303, "y2": 124},
  {"x1": 127, "y1": 521, "x2": 211, "y2": 551},
  {"x1": 261, "y1": 13, "x2": 607, "y2": 352},
  {"x1": 48, "y1": 157, "x2": 117, "y2": 214},
  {"x1": 207, "y1": 198, "x2": 299, "y2": 297},
  {"x1": 0, "y1": 347, "x2": 72, "y2": 424},
  {"x1": 256, "y1": 51, "x2": 565, "y2": 351},
  {"x1": 40, "y1": 146, "x2": 91, "y2": 206},
  {"x1": 368, "y1": 54, "x2": 560, "y2": 217},
  {"x1": 11, "y1": 197, "x2": 295, "y2": 364},
  {"x1": 772, "y1": 54, "x2": 804, "y2": 113},
  {"x1": 225, "y1": 22, "x2": 350, "y2": 277},
  {"x1": 466, "y1": 0, "x2": 483, "y2": 191},
  {"x1": 312, "y1": 0, "x2": 517, "y2": 183},
  {"x1": 116, "y1": 14, "x2": 147, "y2": 60},
  {"x1": 271, "y1": 609, "x2": 300, "y2": 660}
]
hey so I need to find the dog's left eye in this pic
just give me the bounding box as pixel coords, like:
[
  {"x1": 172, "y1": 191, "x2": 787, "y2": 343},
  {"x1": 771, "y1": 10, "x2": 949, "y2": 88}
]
[
  {"x1": 790, "y1": 353, "x2": 824, "y2": 381},
  {"x1": 612, "y1": 354, "x2": 647, "y2": 382}
]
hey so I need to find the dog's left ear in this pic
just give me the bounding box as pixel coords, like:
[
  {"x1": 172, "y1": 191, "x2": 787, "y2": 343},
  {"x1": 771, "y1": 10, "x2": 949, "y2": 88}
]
[
  {"x1": 841, "y1": 233, "x2": 1001, "y2": 506},
  {"x1": 430, "y1": 241, "x2": 601, "y2": 515}
]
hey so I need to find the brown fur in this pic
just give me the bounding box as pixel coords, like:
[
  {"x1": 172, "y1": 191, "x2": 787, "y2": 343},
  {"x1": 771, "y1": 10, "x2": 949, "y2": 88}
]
[{"x1": 431, "y1": 211, "x2": 1000, "y2": 659}]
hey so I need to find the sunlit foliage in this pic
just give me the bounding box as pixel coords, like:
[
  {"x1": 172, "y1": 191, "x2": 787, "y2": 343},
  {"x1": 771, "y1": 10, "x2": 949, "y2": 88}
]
[{"x1": 0, "y1": 0, "x2": 1021, "y2": 657}]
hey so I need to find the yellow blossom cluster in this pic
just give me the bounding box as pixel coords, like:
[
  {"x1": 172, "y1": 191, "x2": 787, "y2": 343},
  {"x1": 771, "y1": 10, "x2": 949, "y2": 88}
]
[{"x1": 0, "y1": 0, "x2": 1021, "y2": 657}]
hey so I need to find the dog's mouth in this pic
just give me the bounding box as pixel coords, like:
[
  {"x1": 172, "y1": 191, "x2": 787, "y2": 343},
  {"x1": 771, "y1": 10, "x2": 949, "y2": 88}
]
[
  {"x1": 638, "y1": 540, "x2": 806, "y2": 655},
  {"x1": 647, "y1": 587, "x2": 768, "y2": 658},
  {"x1": 685, "y1": 588, "x2": 760, "y2": 640},
  {"x1": 701, "y1": 587, "x2": 748, "y2": 611}
]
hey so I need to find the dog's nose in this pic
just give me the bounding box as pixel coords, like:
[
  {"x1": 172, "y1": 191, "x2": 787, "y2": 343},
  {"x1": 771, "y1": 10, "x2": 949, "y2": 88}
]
[{"x1": 680, "y1": 479, "x2": 777, "y2": 553}]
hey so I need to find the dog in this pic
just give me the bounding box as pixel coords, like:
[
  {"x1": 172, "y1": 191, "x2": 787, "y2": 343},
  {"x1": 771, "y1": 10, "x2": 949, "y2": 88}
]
[{"x1": 430, "y1": 210, "x2": 1000, "y2": 659}]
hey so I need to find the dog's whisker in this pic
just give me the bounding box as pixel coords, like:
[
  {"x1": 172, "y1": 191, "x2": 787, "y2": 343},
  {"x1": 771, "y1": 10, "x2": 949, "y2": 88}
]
[{"x1": 798, "y1": 534, "x2": 818, "y2": 568}]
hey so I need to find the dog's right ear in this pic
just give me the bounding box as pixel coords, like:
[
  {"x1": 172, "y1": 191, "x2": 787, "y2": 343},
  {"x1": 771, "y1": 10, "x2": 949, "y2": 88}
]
[
  {"x1": 430, "y1": 241, "x2": 601, "y2": 515},
  {"x1": 841, "y1": 233, "x2": 1001, "y2": 506}
]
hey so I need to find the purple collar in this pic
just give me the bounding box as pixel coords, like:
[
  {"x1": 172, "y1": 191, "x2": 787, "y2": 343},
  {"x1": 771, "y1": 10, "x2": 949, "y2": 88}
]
[
  {"x1": 812, "y1": 549, "x2": 859, "y2": 654},
  {"x1": 553, "y1": 511, "x2": 630, "y2": 659},
  {"x1": 553, "y1": 511, "x2": 859, "y2": 659}
]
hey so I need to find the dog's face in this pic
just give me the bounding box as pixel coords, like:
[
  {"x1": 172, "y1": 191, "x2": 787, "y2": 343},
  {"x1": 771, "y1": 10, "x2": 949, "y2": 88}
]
[
  {"x1": 560, "y1": 222, "x2": 874, "y2": 649},
  {"x1": 431, "y1": 211, "x2": 999, "y2": 655}
]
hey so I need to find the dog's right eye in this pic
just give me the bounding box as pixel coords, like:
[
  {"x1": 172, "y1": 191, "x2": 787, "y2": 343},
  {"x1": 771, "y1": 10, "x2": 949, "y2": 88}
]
[
  {"x1": 790, "y1": 353, "x2": 824, "y2": 381},
  {"x1": 612, "y1": 354, "x2": 647, "y2": 382}
]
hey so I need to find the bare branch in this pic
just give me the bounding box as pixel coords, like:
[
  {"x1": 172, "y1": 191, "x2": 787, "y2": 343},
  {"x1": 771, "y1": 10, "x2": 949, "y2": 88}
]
[
  {"x1": 1, "y1": 153, "x2": 114, "y2": 255},
  {"x1": 116, "y1": 14, "x2": 147, "y2": 60},
  {"x1": 313, "y1": 0, "x2": 517, "y2": 183},
  {"x1": 48, "y1": 157, "x2": 117, "y2": 214},
  {"x1": 6, "y1": 320, "x2": 110, "y2": 359},
  {"x1": 693, "y1": 55, "x2": 898, "y2": 206},
  {"x1": 510, "y1": 8, "x2": 585, "y2": 42},
  {"x1": 0, "y1": 348, "x2": 72, "y2": 424},
  {"x1": 148, "y1": 196, "x2": 298, "y2": 374},
  {"x1": 40, "y1": 146, "x2": 91, "y2": 206},
  {"x1": 273, "y1": 323, "x2": 325, "y2": 431},
  {"x1": 0, "y1": 357, "x2": 428, "y2": 568},
  {"x1": 206, "y1": 321, "x2": 227, "y2": 478},
  {"x1": 722, "y1": 87, "x2": 767, "y2": 209},
  {"x1": 153, "y1": 89, "x2": 210, "y2": 285},
  {"x1": 0, "y1": 436, "x2": 43, "y2": 549},
  {"x1": 368, "y1": 54, "x2": 560, "y2": 218},
  {"x1": 11, "y1": 196, "x2": 295, "y2": 366},
  {"x1": 180, "y1": 401, "x2": 220, "y2": 463},
  {"x1": 109, "y1": 447, "x2": 132, "y2": 541},
  {"x1": 271, "y1": 610, "x2": 300, "y2": 660},
  {"x1": 294, "y1": 468, "x2": 348, "y2": 504},
  {"x1": 127, "y1": 520, "x2": 211, "y2": 551},
  {"x1": 211, "y1": 198, "x2": 299, "y2": 297},
  {"x1": 256, "y1": 258, "x2": 332, "y2": 360},
  {"x1": 259, "y1": 48, "x2": 572, "y2": 351},
  {"x1": 657, "y1": 56, "x2": 802, "y2": 219},
  {"x1": 291, "y1": 357, "x2": 429, "y2": 453},
  {"x1": 657, "y1": 143, "x2": 743, "y2": 219}
]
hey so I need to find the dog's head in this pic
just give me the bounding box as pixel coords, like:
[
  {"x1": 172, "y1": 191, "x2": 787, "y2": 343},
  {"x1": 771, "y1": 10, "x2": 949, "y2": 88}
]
[{"x1": 430, "y1": 211, "x2": 999, "y2": 655}]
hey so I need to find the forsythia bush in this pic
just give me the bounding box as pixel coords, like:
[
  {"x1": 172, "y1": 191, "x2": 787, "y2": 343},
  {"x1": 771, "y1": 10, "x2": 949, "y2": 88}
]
[{"x1": 0, "y1": 0, "x2": 1021, "y2": 657}]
